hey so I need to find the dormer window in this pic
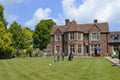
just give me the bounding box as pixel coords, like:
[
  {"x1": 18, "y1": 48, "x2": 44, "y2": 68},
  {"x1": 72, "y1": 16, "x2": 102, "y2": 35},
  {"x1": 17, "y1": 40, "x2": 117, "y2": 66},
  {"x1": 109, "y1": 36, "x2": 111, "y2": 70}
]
[
  {"x1": 111, "y1": 34, "x2": 119, "y2": 40},
  {"x1": 55, "y1": 35, "x2": 60, "y2": 41},
  {"x1": 92, "y1": 33, "x2": 99, "y2": 40},
  {"x1": 70, "y1": 33, "x2": 74, "y2": 40}
]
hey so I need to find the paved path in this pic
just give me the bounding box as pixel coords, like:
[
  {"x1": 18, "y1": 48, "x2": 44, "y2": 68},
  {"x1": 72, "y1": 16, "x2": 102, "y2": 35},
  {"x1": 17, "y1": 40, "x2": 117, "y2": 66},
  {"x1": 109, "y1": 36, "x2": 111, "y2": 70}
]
[{"x1": 105, "y1": 57, "x2": 120, "y2": 67}]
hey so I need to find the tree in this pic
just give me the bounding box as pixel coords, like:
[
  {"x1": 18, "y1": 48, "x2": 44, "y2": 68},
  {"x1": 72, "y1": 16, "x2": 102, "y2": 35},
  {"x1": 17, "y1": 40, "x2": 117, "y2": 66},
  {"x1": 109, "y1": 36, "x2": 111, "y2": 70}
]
[
  {"x1": 0, "y1": 4, "x2": 7, "y2": 28},
  {"x1": 23, "y1": 27, "x2": 33, "y2": 48},
  {"x1": 8, "y1": 21, "x2": 29, "y2": 49},
  {"x1": 0, "y1": 21, "x2": 12, "y2": 58},
  {"x1": 33, "y1": 19, "x2": 56, "y2": 50}
]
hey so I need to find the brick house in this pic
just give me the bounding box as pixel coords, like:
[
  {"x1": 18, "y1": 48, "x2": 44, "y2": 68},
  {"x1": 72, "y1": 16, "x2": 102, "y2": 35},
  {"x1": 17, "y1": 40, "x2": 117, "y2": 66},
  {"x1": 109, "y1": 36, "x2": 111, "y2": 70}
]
[{"x1": 50, "y1": 19, "x2": 120, "y2": 56}]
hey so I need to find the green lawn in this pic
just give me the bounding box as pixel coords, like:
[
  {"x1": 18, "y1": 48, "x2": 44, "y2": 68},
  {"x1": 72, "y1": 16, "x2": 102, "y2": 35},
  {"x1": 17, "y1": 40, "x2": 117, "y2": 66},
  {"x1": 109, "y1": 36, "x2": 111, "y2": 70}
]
[{"x1": 0, "y1": 57, "x2": 120, "y2": 80}]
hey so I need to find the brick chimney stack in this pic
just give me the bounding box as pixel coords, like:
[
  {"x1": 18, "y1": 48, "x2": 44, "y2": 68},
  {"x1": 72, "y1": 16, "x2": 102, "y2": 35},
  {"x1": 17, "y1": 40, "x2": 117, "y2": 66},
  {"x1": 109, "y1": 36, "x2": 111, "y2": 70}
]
[
  {"x1": 94, "y1": 19, "x2": 98, "y2": 23},
  {"x1": 65, "y1": 19, "x2": 69, "y2": 26}
]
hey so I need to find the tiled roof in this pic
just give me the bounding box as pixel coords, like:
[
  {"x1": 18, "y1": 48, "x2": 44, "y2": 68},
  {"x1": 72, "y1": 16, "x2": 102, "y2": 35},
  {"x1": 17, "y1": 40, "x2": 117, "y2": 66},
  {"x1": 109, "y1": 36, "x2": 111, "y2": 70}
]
[
  {"x1": 50, "y1": 25, "x2": 67, "y2": 35},
  {"x1": 65, "y1": 20, "x2": 83, "y2": 32},
  {"x1": 78, "y1": 22, "x2": 109, "y2": 33},
  {"x1": 50, "y1": 20, "x2": 109, "y2": 35}
]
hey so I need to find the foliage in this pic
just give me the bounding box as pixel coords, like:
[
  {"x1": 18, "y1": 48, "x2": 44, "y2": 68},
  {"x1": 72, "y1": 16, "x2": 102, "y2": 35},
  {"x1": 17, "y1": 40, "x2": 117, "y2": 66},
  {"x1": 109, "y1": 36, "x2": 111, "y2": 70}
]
[
  {"x1": 33, "y1": 19, "x2": 56, "y2": 50},
  {"x1": 0, "y1": 4, "x2": 7, "y2": 27},
  {"x1": 8, "y1": 22, "x2": 31, "y2": 49},
  {"x1": 23, "y1": 27, "x2": 33, "y2": 41},
  {"x1": 31, "y1": 49, "x2": 44, "y2": 57},
  {"x1": 0, "y1": 21, "x2": 12, "y2": 58},
  {"x1": 26, "y1": 47, "x2": 33, "y2": 57}
]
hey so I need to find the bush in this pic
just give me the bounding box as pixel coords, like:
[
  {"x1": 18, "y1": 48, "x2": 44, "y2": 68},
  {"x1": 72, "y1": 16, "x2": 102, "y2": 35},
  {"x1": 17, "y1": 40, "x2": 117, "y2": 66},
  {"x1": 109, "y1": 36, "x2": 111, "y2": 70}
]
[
  {"x1": 10, "y1": 48, "x2": 17, "y2": 58},
  {"x1": 31, "y1": 49, "x2": 44, "y2": 57},
  {"x1": 26, "y1": 47, "x2": 33, "y2": 57}
]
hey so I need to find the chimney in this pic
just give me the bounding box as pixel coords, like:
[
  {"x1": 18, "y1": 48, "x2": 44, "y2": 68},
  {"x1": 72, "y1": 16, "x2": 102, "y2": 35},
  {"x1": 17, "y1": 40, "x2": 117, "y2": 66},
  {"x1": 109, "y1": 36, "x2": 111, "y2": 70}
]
[
  {"x1": 94, "y1": 19, "x2": 97, "y2": 23},
  {"x1": 65, "y1": 19, "x2": 69, "y2": 26}
]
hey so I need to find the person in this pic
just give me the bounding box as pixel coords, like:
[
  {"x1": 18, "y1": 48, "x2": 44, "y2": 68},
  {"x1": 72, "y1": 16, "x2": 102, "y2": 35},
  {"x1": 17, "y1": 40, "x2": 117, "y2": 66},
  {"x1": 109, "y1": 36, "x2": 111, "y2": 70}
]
[
  {"x1": 54, "y1": 54, "x2": 57, "y2": 62},
  {"x1": 119, "y1": 50, "x2": 120, "y2": 64},
  {"x1": 68, "y1": 51, "x2": 73, "y2": 61},
  {"x1": 111, "y1": 50, "x2": 116, "y2": 58},
  {"x1": 57, "y1": 54, "x2": 60, "y2": 61},
  {"x1": 62, "y1": 52, "x2": 65, "y2": 61}
]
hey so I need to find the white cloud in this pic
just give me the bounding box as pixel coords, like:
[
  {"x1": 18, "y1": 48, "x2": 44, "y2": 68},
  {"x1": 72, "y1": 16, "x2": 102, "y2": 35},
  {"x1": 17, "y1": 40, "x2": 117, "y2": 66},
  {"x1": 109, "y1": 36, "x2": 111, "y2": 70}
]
[
  {"x1": 61, "y1": 0, "x2": 120, "y2": 24},
  {"x1": 25, "y1": 8, "x2": 51, "y2": 27},
  {"x1": 0, "y1": 0, "x2": 25, "y2": 6}
]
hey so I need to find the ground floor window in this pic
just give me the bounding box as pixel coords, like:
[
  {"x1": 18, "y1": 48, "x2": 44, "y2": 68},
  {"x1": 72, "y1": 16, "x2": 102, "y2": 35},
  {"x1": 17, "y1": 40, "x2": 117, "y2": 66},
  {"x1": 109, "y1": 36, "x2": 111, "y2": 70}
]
[
  {"x1": 91, "y1": 44, "x2": 100, "y2": 53},
  {"x1": 70, "y1": 44, "x2": 75, "y2": 53},
  {"x1": 78, "y1": 45, "x2": 82, "y2": 53},
  {"x1": 113, "y1": 45, "x2": 119, "y2": 52},
  {"x1": 56, "y1": 46, "x2": 60, "y2": 53}
]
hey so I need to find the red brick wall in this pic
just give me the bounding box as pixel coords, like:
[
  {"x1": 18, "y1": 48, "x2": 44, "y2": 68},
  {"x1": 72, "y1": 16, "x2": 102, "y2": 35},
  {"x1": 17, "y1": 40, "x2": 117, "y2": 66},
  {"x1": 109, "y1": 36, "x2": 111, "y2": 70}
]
[
  {"x1": 100, "y1": 33, "x2": 108, "y2": 56},
  {"x1": 50, "y1": 35, "x2": 54, "y2": 56}
]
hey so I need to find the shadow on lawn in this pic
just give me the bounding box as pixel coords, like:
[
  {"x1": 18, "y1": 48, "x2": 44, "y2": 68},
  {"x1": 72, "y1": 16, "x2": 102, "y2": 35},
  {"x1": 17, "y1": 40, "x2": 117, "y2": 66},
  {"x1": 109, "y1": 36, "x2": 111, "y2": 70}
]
[{"x1": 111, "y1": 64, "x2": 117, "y2": 67}]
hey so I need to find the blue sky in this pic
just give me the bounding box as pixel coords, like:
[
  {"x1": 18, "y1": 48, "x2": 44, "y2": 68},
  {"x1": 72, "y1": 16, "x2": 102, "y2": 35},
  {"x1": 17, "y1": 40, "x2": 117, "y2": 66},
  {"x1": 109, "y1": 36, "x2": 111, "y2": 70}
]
[{"x1": 0, "y1": 0, "x2": 120, "y2": 31}]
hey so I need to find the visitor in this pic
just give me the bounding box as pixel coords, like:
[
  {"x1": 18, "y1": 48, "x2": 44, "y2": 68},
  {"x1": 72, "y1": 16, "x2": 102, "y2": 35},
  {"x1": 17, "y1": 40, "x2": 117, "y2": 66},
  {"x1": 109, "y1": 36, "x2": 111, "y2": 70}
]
[
  {"x1": 62, "y1": 52, "x2": 65, "y2": 61},
  {"x1": 54, "y1": 55, "x2": 57, "y2": 62},
  {"x1": 118, "y1": 50, "x2": 120, "y2": 64},
  {"x1": 68, "y1": 51, "x2": 73, "y2": 61},
  {"x1": 111, "y1": 50, "x2": 116, "y2": 58}
]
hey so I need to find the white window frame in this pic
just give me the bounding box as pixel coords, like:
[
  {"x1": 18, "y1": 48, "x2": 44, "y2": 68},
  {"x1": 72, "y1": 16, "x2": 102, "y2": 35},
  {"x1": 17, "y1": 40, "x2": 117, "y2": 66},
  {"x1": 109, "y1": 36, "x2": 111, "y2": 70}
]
[
  {"x1": 70, "y1": 44, "x2": 75, "y2": 52},
  {"x1": 56, "y1": 46, "x2": 60, "y2": 54},
  {"x1": 92, "y1": 33, "x2": 99, "y2": 40},
  {"x1": 78, "y1": 45, "x2": 82, "y2": 53},
  {"x1": 55, "y1": 35, "x2": 61, "y2": 41},
  {"x1": 70, "y1": 33, "x2": 74, "y2": 40},
  {"x1": 78, "y1": 33, "x2": 82, "y2": 40}
]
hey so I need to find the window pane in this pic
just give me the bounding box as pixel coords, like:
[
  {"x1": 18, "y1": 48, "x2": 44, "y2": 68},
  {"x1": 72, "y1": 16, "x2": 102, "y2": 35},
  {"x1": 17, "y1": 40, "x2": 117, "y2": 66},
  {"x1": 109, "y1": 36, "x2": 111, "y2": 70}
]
[
  {"x1": 78, "y1": 45, "x2": 81, "y2": 53},
  {"x1": 111, "y1": 34, "x2": 119, "y2": 40},
  {"x1": 85, "y1": 34, "x2": 89, "y2": 40},
  {"x1": 70, "y1": 44, "x2": 74, "y2": 52},
  {"x1": 92, "y1": 33, "x2": 99, "y2": 40},
  {"x1": 78, "y1": 33, "x2": 81, "y2": 40},
  {"x1": 70, "y1": 33, "x2": 74, "y2": 40},
  {"x1": 56, "y1": 46, "x2": 60, "y2": 53},
  {"x1": 56, "y1": 35, "x2": 60, "y2": 41}
]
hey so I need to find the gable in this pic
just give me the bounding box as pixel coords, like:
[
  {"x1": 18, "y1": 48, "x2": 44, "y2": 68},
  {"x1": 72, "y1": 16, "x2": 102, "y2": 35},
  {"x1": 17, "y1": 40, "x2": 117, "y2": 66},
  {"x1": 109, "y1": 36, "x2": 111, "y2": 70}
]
[
  {"x1": 89, "y1": 24, "x2": 101, "y2": 32},
  {"x1": 54, "y1": 28, "x2": 62, "y2": 34}
]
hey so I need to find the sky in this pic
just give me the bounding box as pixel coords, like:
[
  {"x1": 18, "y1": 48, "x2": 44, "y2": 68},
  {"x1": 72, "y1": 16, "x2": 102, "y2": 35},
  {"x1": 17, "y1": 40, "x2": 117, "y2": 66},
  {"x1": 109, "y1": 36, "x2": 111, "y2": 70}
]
[{"x1": 0, "y1": 0, "x2": 120, "y2": 31}]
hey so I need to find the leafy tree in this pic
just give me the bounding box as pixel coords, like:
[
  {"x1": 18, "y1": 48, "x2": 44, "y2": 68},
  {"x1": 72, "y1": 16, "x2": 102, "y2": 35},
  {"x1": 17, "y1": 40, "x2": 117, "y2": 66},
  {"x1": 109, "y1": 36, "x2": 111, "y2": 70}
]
[
  {"x1": 23, "y1": 27, "x2": 33, "y2": 42},
  {"x1": 0, "y1": 21, "x2": 12, "y2": 58},
  {"x1": 0, "y1": 4, "x2": 7, "y2": 28},
  {"x1": 33, "y1": 19, "x2": 56, "y2": 50},
  {"x1": 8, "y1": 21, "x2": 29, "y2": 49},
  {"x1": 22, "y1": 27, "x2": 33, "y2": 49}
]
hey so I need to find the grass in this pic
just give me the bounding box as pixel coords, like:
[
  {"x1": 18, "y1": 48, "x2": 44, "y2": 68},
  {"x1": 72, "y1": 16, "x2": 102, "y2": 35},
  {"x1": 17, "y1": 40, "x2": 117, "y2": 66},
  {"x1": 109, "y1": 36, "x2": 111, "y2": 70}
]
[{"x1": 0, "y1": 57, "x2": 120, "y2": 80}]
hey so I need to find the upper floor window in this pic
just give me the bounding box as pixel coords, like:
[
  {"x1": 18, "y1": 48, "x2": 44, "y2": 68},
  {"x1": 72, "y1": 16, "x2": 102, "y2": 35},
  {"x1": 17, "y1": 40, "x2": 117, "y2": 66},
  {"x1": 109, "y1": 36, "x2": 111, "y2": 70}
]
[
  {"x1": 70, "y1": 33, "x2": 74, "y2": 40},
  {"x1": 78, "y1": 33, "x2": 82, "y2": 40},
  {"x1": 92, "y1": 33, "x2": 99, "y2": 40},
  {"x1": 55, "y1": 35, "x2": 60, "y2": 41},
  {"x1": 111, "y1": 34, "x2": 120, "y2": 40},
  {"x1": 85, "y1": 34, "x2": 89, "y2": 40}
]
